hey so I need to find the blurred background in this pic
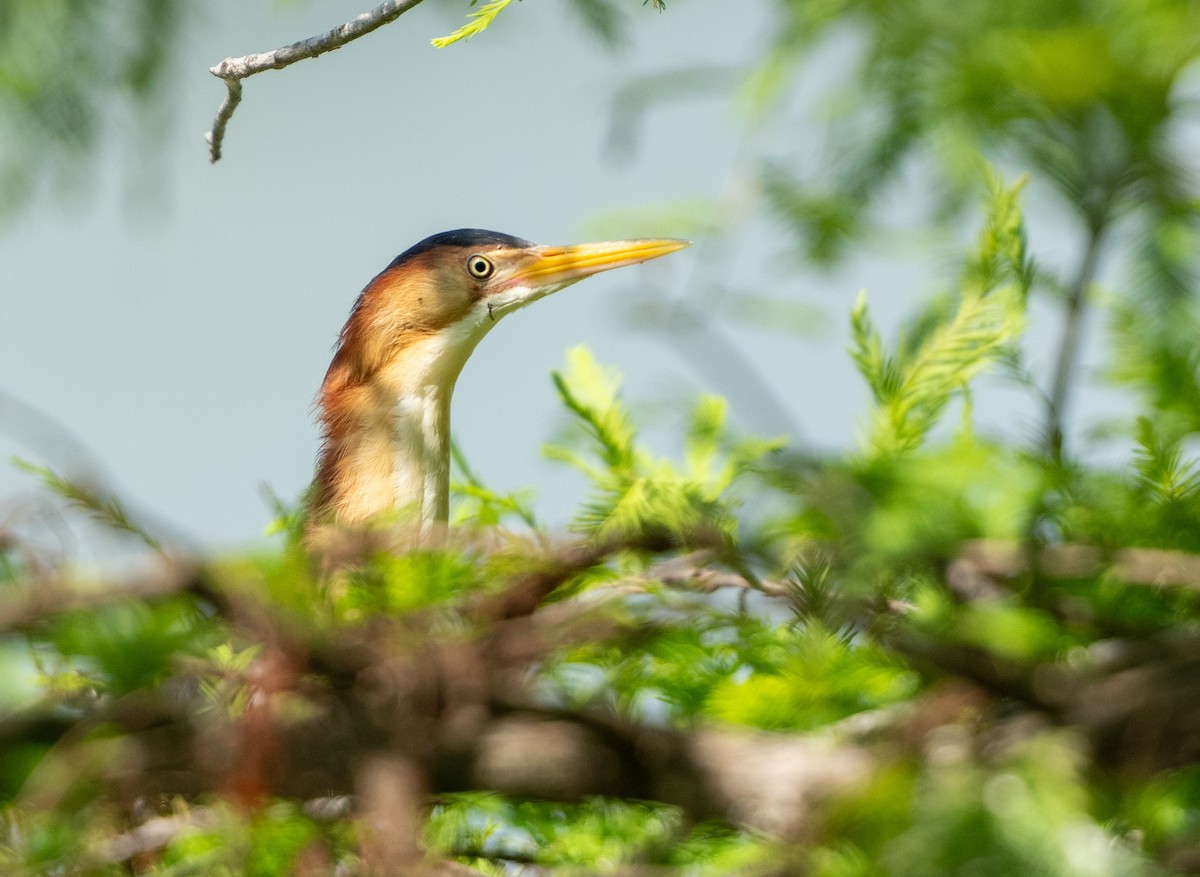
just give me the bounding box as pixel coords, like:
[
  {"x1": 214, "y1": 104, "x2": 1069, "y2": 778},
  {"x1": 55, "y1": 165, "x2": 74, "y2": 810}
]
[{"x1": 0, "y1": 0, "x2": 1182, "y2": 554}]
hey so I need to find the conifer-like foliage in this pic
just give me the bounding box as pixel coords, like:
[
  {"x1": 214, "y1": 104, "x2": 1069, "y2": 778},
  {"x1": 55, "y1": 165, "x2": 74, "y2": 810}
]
[
  {"x1": 851, "y1": 174, "x2": 1031, "y2": 458},
  {"x1": 5, "y1": 0, "x2": 1200, "y2": 874},
  {"x1": 431, "y1": 0, "x2": 520, "y2": 48}
]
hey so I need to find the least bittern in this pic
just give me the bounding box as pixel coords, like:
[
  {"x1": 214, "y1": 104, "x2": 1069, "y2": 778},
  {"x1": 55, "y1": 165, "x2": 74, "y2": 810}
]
[{"x1": 310, "y1": 229, "x2": 688, "y2": 530}]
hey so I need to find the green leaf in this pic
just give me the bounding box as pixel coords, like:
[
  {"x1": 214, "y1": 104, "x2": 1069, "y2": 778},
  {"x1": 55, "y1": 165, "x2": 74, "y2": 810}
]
[
  {"x1": 1132, "y1": 415, "x2": 1200, "y2": 502},
  {"x1": 432, "y1": 0, "x2": 519, "y2": 48},
  {"x1": 546, "y1": 347, "x2": 774, "y2": 540}
]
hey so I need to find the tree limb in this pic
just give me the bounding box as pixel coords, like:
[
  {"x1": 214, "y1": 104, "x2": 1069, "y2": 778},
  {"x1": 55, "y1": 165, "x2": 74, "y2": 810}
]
[
  {"x1": 952, "y1": 538, "x2": 1200, "y2": 591},
  {"x1": 206, "y1": 0, "x2": 427, "y2": 162},
  {"x1": 0, "y1": 562, "x2": 218, "y2": 634},
  {"x1": 1043, "y1": 219, "x2": 1107, "y2": 459}
]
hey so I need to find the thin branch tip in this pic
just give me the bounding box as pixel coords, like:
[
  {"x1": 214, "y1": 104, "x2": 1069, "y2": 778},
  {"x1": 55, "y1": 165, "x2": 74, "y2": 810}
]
[{"x1": 205, "y1": 0, "x2": 426, "y2": 163}]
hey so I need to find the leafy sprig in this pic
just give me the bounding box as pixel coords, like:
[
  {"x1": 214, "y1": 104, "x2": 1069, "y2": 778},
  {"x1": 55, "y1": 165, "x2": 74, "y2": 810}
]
[
  {"x1": 431, "y1": 0, "x2": 519, "y2": 48},
  {"x1": 12, "y1": 458, "x2": 162, "y2": 551},
  {"x1": 851, "y1": 174, "x2": 1031, "y2": 458},
  {"x1": 545, "y1": 346, "x2": 780, "y2": 540}
]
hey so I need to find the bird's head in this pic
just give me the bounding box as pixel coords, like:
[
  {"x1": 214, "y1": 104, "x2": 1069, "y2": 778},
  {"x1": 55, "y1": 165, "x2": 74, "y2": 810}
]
[
  {"x1": 313, "y1": 228, "x2": 688, "y2": 531},
  {"x1": 330, "y1": 229, "x2": 689, "y2": 387}
]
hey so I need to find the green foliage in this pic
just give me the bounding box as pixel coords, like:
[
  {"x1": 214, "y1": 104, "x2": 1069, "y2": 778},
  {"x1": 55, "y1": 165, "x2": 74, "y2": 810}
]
[
  {"x1": 756, "y1": 0, "x2": 1200, "y2": 230},
  {"x1": 342, "y1": 549, "x2": 485, "y2": 617},
  {"x1": 451, "y1": 441, "x2": 539, "y2": 530},
  {"x1": 546, "y1": 346, "x2": 781, "y2": 540},
  {"x1": 546, "y1": 614, "x2": 916, "y2": 729},
  {"x1": 856, "y1": 440, "x2": 1047, "y2": 565},
  {"x1": 815, "y1": 730, "x2": 1147, "y2": 877},
  {"x1": 432, "y1": 0, "x2": 521, "y2": 48},
  {"x1": 754, "y1": 0, "x2": 1200, "y2": 458},
  {"x1": 13, "y1": 458, "x2": 161, "y2": 551},
  {"x1": 427, "y1": 796, "x2": 683, "y2": 867},
  {"x1": 1107, "y1": 207, "x2": 1200, "y2": 428},
  {"x1": 426, "y1": 794, "x2": 776, "y2": 873},
  {"x1": 432, "y1": 0, "x2": 669, "y2": 48},
  {"x1": 48, "y1": 598, "x2": 212, "y2": 695},
  {"x1": 850, "y1": 175, "x2": 1031, "y2": 459},
  {"x1": 1133, "y1": 416, "x2": 1200, "y2": 504},
  {"x1": 212, "y1": 538, "x2": 494, "y2": 630},
  {"x1": 151, "y1": 802, "x2": 328, "y2": 876},
  {"x1": 704, "y1": 625, "x2": 917, "y2": 730}
]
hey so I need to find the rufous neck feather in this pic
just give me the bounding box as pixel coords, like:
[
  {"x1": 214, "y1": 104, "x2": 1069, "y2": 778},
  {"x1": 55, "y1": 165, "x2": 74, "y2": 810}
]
[{"x1": 310, "y1": 264, "x2": 490, "y2": 528}]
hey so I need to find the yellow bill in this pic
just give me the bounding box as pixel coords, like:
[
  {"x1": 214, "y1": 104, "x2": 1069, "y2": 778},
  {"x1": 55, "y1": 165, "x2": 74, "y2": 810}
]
[{"x1": 513, "y1": 239, "x2": 690, "y2": 287}]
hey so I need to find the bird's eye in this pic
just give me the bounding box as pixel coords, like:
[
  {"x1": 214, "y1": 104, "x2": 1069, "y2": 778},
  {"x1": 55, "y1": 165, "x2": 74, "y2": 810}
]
[{"x1": 466, "y1": 254, "x2": 494, "y2": 279}]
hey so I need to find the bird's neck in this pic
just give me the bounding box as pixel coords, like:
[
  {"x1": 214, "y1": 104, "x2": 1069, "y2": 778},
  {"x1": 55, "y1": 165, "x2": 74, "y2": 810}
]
[{"x1": 312, "y1": 324, "x2": 485, "y2": 529}]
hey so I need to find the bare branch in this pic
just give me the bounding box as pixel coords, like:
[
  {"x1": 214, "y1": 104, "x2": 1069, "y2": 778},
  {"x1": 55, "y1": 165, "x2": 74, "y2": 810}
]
[
  {"x1": 205, "y1": 79, "x2": 242, "y2": 164},
  {"x1": 206, "y1": 0, "x2": 427, "y2": 162}
]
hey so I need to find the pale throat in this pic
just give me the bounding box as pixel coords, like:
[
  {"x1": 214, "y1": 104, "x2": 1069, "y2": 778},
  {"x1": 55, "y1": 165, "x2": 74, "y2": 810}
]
[
  {"x1": 378, "y1": 289, "x2": 551, "y2": 524},
  {"x1": 373, "y1": 315, "x2": 491, "y2": 524},
  {"x1": 318, "y1": 286, "x2": 547, "y2": 528}
]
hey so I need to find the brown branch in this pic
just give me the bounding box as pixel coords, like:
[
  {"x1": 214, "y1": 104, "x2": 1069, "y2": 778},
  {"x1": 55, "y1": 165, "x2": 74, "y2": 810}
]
[
  {"x1": 206, "y1": 0, "x2": 427, "y2": 162},
  {"x1": 647, "y1": 550, "x2": 791, "y2": 598},
  {"x1": 206, "y1": 78, "x2": 241, "y2": 163},
  {"x1": 0, "y1": 537, "x2": 872, "y2": 839},
  {"x1": 0, "y1": 562, "x2": 216, "y2": 634},
  {"x1": 953, "y1": 539, "x2": 1200, "y2": 590},
  {"x1": 10, "y1": 526, "x2": 1200, "y2": 861},
  {"x1": 7, "y1": 681, "x2": 873, "y2": 839},
  {"x1": 465, "y1": 529, "x2": 689, "y2": 624},
  {"x1": 431, "y1": 712, "x2": 873, "y2": 838}
]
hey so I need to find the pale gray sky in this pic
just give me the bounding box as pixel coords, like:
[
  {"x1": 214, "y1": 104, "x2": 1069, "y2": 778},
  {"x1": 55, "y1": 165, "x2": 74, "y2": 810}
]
[{"x1": 1, "y1": 0, "x2": 1104, "y2": 552}]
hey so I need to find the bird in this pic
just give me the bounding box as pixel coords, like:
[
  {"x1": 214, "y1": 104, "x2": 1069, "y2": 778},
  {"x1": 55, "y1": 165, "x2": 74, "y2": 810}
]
[{"x1": 308, "y1": 229, "x2": 688, "y2": 536}]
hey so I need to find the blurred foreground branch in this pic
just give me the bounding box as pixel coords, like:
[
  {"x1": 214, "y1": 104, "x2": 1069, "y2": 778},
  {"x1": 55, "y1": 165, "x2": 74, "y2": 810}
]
[
  {"x1": 10, "y1": 528, "x2": 1200, "y2": 852},
  {"x1": 952, "y1": 538, "x2": 1200, "y2": 591},
  {"x1": 0, "y1": 562, "x2": 211, "y2": 634}
]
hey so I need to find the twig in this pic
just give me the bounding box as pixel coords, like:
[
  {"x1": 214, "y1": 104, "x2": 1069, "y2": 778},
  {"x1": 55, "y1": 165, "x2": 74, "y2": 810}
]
[
  {"x1": 466, "y1": 529, "x2": 688, "y2": 623},
  {"x1": 206, "y1": 0, "x2": 427, "y2": 162},
  {"x1": 647, "y1": 550, "x2": 791, "y2": 598},
  {"x1": 205, "y1": 79, "x2": 242, "y2": 163},
  {"x1": 1043, "y1": 219, "x2": 1107, "y2": 459}
]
